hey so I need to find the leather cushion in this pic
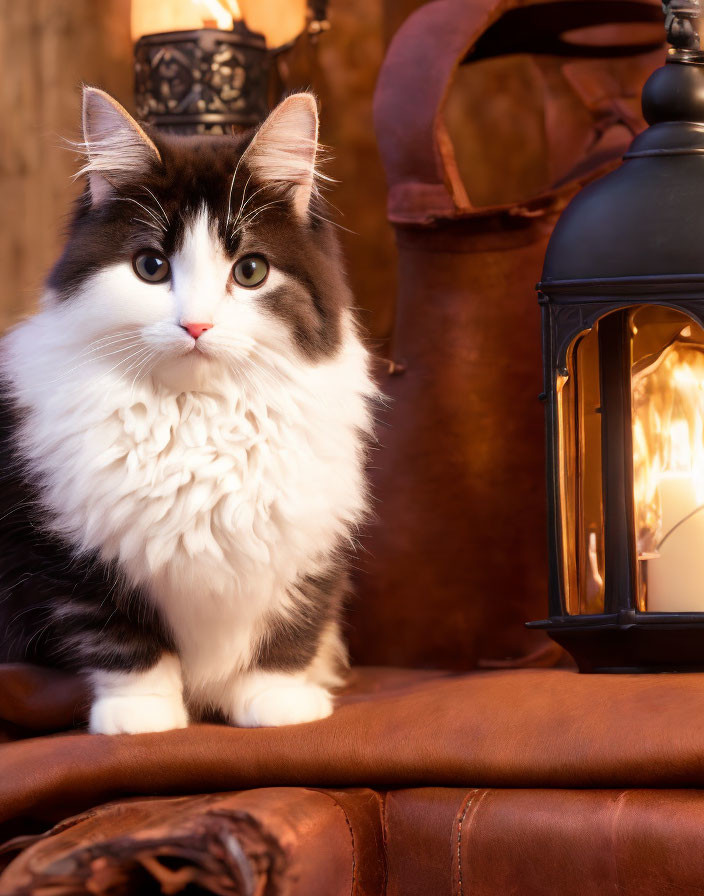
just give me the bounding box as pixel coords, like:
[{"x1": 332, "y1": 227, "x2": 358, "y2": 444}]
[
  {"x1": 5, "y1": 664, "x2": 704, "y2": 831},
  {"x1": 385, "y1": 787, "x2": 704, "y2": 896},
  {"x1": 0, "y1": 788, "x2": 386, "y2": 895},
  {"x1": 5, "y1": 785, "x2": 704, "y2": 895}
]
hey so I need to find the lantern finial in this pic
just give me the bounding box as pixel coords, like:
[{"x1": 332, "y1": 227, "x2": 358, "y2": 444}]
[{"x1": 662, "y1": 0, "x2": 703, "y2": 60}]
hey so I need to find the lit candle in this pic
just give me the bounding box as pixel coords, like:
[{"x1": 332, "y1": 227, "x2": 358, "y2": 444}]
[
  {"x1": 633, "y1": 340, "x2": 704, "y2": 611},
  {"x1": 645, "y1": 470, "x2": 704, "y2": 611}
]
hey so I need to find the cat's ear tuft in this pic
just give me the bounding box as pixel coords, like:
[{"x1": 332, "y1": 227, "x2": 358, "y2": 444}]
[
  {"x1": 243, "y1": 93, "x2": 319, "y2": 217},
  {"x1": 80, "y1": 86, "x2": 161, "y2": 206}
]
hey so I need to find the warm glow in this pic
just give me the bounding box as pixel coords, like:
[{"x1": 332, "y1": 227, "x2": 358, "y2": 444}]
[
  {"x1": 131, "y1": 0, "x2": 306, "y2": 48},
  {"x1": 132, "y1": 0, "x2": 240, "y2": 38},
  {"x1": 238, "y1": 0, "x2": 306, "y2": 48},
  {"x1": 632, "y1": 335, "x2": 704, "y2": 556},
  {"x1": 200, "y1": 0, "x2": 242, "y2": 29}
]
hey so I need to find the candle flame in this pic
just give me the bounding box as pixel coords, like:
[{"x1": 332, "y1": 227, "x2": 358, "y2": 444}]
[
  {"x1": 633, "y1": 338, "x2": 704, "y2": 555},
  {"x1": 191, "y1": 0, "x2": 241, "y2": 28}
]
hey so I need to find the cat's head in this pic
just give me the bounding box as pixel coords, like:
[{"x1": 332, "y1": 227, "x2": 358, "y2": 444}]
[{"x1": 46, "y1": 87, "x2": 351, "y2": 391}]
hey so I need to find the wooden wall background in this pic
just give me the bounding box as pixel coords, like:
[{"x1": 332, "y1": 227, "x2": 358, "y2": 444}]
[
  {"x1": 0, "y1": 0, "x2": 133, "y2": 331},
  {"x1": 0, "y1": 0, "x2": 413, "y2": 345}
]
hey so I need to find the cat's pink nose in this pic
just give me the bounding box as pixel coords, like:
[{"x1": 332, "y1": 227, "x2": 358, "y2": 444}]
[{"x1": 181, "y1": 322, "x2": 213, "y2": 340}]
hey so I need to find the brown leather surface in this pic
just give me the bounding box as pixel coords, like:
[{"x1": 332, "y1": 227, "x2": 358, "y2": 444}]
[
  {"x1": 5, "y1": 785, "x2": 704, "y2": 895},
  {"x1": 350, "y1": 0, "x2": 664, "y2": 669},
  {"x1": 8, "y1": 663, "x2": 704, "y2": 834},
  {"x1": 0, "y1": 788, "x2": 385, "y2": 895},
  {"x1": 0, "y1": 665, "x2": 88, "y2": 741},
  {"x1": 351, "y1": 216, "x2": 558, "y2": 669},
  {"x1": 385, "y1": 787, "x2": 704, "y2": 896}
]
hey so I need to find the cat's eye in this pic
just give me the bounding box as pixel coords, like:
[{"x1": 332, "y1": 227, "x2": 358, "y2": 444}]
[
  {"x1": 233, "y1": 255, "x2": 269, "y2": 288},
  {"x1": 133, "y1": 251, "x2": 170, "y2": 284}
]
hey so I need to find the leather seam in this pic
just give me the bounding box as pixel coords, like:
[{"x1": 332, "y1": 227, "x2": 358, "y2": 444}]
[
  {"x1": 456, "y1": 789, "x2": 485, "y2": 896},
  {"x1": 306, "y1": 790, "x2": 356, "y2": 896},
  {"x1": 611, "y1": 789, "x2": 630, "y2": 893},
  {"x1": 380, "y1": 790, "x2": 389, "y2": 896}
]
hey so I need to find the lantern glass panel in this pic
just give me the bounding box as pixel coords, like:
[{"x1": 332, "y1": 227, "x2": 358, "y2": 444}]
[
  {"x1": 631, "y1": 306, "x2": 704, "y2": 613},
  {"x1": 557, "y1": 325, "x2": 605, "y2": 615}
]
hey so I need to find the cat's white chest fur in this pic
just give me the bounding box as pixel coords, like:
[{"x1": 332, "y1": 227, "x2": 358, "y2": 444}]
[{"x1": 3, "y1": 310, "x2": 372, "y2": 705}]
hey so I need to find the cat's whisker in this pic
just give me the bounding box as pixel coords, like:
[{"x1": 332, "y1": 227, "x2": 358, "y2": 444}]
[
  {"x1": 139, "y1": 353, "x2": 162, "y2": 390},
  {"x1": 309, "y1": 210, "x2": 356, "y2": 235},
  {"x1": 225, "y1": 153, "x2": 246, "y2": 231},
  {"x1": 235, "y1": 199, "x2": 288, "y2": 231},
  {"x1": 97, "y1": 354, "x2": 154, "y2": 409},
  {"x1": 231, "y1": 173, "x2": 253, "y2": 233},
  {"x1": 113, "y1": 350, "x2": 154, "y2": 391},
  {"x1": 212, "y1": 339, "x2": 286, "y2": 392},
  {"x1": 120, "y1": 352, "x2": 150, "y2": 394},
  {"x1": 114, "y1": 197, "x2": 166, "y2": 233},
  {"x1": 59, "y1": 332, "x2": 142, "y2": 364},
  {"x1": 237, "y1": 182, "x2": 273, "y2": 217},
  {"x1": 78, "y1": 331, "x2": 140, "y2": 348},
  {"x1": 56, "y1": 338, "x2": 144, "y2": 371},
  {"x1": 141, "y1": 186, "x2": 170, "y2": 229},
  {"x1": 94, "y1": 344, "x2": 153, "y2": 387},
  {"x1": 232, "y1": 357, "x2": 287, "y2": 399},
  {"x1": 64, "y1": 330, "x2": 140, "y2": 354},
  {"x1": 245, "y1": 346, "x2": 295, "y2": 387},
  {"x1": 133, "y1": 217, "x2": 163, "y2": 234},
  {"x1": 221, "y1": 355, "x2": 266, "y2": 401},
  {"x1": 129, "y1": 196, "x2": 165, "y2": 230},
  {"x1": 231, "y1": 361, "x2": 285, "y2": 412},
  {"x1": 43, "y1": 339, "x2": 144, "y2": 385},
  {"x1": 127, "y1": 349, "x2": 158, "y2": 402}
]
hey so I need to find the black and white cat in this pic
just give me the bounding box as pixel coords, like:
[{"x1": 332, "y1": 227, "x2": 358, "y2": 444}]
[{"x1": 0, "y1": 87, "x2": 375, "y2": 734}]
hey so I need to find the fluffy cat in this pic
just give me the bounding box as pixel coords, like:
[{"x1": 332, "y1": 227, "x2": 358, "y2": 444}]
[{"x1": 0, "y1": 87, "x2": 375, "y2": 734}]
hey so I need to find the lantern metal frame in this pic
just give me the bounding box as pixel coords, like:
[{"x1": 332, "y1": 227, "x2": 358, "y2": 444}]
[{"x1": 528, "y1": 0, "x2": 704, "y2": 671}]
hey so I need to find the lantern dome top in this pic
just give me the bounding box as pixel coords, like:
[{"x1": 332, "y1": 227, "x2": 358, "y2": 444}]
[{"x1": 542, "y1": 1, "x2": 704, "y2": 286}]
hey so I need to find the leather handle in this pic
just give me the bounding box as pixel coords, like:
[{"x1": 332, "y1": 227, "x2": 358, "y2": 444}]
[
  {"x1": 373, "y1": 0, "x2": 487, "y2": 224},
  {"x1": 373, "y1": 0, "x2": 663, "y2": 226}
]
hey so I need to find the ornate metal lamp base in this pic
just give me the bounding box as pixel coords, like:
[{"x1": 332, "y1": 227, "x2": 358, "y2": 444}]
[{"x1": 134, "y1": 21, "x2": 269, "y2": 135}]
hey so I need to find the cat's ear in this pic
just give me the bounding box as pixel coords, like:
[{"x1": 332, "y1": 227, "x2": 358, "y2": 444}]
[
  {"x1": 80, "y1": 86, "x2": 161, "y2": 205},
  {"x1": 242, "y1": 93, "x2": 319, "y2": 216}
]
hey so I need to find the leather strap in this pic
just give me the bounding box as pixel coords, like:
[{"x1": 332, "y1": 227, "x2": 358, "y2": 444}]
[{"x1": 373, "y1": 0, "x2": 663, "y2": 224}]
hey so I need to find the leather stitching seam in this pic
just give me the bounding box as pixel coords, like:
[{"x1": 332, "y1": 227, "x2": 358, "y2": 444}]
[
  {"x1": 380, "y1": 791, "x2": 389, "y2": 896},
  {"x1": 307, "y1": 790, "x2": 356, "y2": 896},
  {"x1": 457, "y1": 789, "x2": 483, "y2": 896}
]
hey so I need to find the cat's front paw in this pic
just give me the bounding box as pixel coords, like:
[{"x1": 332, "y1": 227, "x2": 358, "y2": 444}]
[
  {"x1": 230, "y1": 673, "x2": 333, "y2": 727},
  {"x1": 89, "y1": 654, "x2": 188, "y2": 735},
  {"x1": 89, "y1": 693, "x2": 189, "y2": 735}
]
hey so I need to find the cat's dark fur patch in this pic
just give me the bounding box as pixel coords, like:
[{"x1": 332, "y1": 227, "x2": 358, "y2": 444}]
[
  {"x1": 256, "y1": 566, "x2": 348, "y2": 672},
  {"x1": 0, "y1": 381, "x2": 172, "y2": 672}
]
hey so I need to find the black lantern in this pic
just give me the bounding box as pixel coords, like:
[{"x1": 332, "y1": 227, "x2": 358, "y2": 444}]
[{"x1": 529, "y1": 0, "x2": 704, "y2": 671}]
